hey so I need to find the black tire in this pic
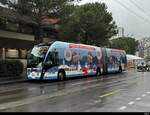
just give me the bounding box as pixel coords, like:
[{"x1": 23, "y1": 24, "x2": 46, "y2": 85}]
[
  {"x1": 96, "y1": 67, "x2": 101, "y2": 76},
  {"x1": 58, "y1": 70, "x2": 65, "y2": 81},
  {"x1": 119, "y1": 66, "x2": 122, "y2": 73}
]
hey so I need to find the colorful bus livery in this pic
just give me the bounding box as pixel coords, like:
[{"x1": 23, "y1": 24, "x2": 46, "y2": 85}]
[
  {"x1": 106, "y1": 48, "x2": 127, "y2": 73},
  {"x1": 27, "y1": 41, "x2": 127, "y2": 80}
]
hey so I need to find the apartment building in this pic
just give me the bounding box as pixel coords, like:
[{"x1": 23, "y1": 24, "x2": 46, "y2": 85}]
[
  {"x1": 0, "y1": 6, "x2": 60, "y2": 68},
  {"x1": 0, "y1": 6, "x2": 59, "y2": 62}
]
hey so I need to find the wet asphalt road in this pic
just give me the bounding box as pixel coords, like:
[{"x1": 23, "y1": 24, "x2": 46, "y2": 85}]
[{"x1": 0, "y1": 70, "x2": 150, "y2": 112}]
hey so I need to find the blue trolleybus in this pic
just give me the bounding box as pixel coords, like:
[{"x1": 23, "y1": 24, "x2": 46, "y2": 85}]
[{"x1": 27, "y1": 41, "x2": 127, "y2": 80}]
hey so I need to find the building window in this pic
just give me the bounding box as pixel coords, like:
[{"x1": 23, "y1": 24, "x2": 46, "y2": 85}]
[
  {"x1": 20, "y1": 49, "x2": 27, "y2": 59},
  {"x1": 5, "y1": 48, "x2": 19, "y2": 59}
]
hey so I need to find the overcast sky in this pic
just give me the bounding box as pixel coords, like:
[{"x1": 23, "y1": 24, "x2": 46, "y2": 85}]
[
  {"x1": 1, "y1": 0, "x2": 150, "y2": 40},
  {"x1": 77, "y1": 0, "x2": 150, "y2": 40}
]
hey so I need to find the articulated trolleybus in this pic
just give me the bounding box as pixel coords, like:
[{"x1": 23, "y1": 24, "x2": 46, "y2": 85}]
[{"x1": 27, "y1": 41, "x2": 127, "y2": 80}]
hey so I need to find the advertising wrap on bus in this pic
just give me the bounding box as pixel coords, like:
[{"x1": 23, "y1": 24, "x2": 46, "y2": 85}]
[{"x1": 27, "y1": 41, "x2": 127, "y2": 80}]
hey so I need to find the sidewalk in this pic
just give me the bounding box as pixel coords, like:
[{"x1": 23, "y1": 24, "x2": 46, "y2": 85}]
[{"x1": 0, "y1": 75, "x2": 26, "y2": 86}]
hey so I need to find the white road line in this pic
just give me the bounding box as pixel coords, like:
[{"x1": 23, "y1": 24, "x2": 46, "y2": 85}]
[
  {"x1": 0, "y1": 82, "x2": 105, "y2": 110},
  {"x1": 142, "y1": 94, "x2": 146, "y2": 97},
  {"x1": 71, "y1": 82, "x2": 84, "y2": 86},
  {"x1": 71, "y1": 79, "x2": 98, "y2": 86},
  {"x1": 146, "y1": 92, "x2": 150, "y2": 94},
  {"x1": 119, "y1": 106, "x2": 127, "y2": 110},
  {"x1": 95, "y1": 99, "x2": 102, "y2": 103},
  {"x1": 128, "y1": 101, "x2": 135, "y2": 105},
  {"x1": 136, "y1": 98, "x2": 141, "y2": 101},
  {"x1": 28, "y1": 87, "x2": 37, "y2": 91}
]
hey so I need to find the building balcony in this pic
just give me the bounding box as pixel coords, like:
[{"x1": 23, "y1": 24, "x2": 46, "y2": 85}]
[{"x1": 0, "y1": 30, "x2": 34, "y2": 41}]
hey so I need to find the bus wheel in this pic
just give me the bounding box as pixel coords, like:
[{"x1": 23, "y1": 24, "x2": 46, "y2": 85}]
[
  {"x1": 96, "y1": 67, "x2": 101, "y2": 76},
  {"x1": 119, "y1": 66, "x2": 122, "y2": 73},
  {"x1": 58, "y1": 70, "x2": 65, "y2": 81}
]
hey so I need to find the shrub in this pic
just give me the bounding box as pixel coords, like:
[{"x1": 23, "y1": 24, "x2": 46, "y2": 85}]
[{"x1": 0, "y1": 60, "x2": 23, "y2": 77}]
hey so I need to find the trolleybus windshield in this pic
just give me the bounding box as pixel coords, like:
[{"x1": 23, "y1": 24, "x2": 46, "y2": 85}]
[{"x1": 27, "y1": 44, "x2": 51, "y2": 68}]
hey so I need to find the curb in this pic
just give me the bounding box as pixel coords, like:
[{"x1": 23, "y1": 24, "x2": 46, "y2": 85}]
[{"x1": 0, "y1": 79, "x2": 26, "y2": 85}]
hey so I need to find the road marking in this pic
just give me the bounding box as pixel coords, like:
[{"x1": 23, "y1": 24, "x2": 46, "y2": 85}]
[
  {"x1": 28, "y1": 87, "x2": 37, "y2": 91},
  {"x1": 142, "y1": 94, "x2": 146, "y2": 97},
  {"x1": 128, "y1": 101, "x2": 135, "y2": 105},
  {"x1": 0, "y1": 82, "x2": 109, "y2": 110},
  {"x1": 71, "y1": 79, "x2": 98, "y2": 86},
  {"x1": 95, "y1": 99, "x2": 102, "y2": 103},
  {"x1": 71, "y1": 78, "x2": 123, "y2": 86},
  {"x1": 0, "y1": 74, "x2": 139, "y2": 110},
  {"x1": 146, "y1": 92, "x2": 150, "y2": 94},
  {"x1": 99, "y1": 89, "x2": 122, "y2": 98},
  {"x1": 119, "y1": 106, "x2": 127, "y2": 110},
  {"x1": 136, "y1": 98, "x2": 141, "y2": 101},
  {"x1": 71, "y1": 75, "x2": 139, "y2": 86}
]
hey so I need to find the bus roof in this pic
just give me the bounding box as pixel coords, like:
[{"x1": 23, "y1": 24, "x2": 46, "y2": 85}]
[
  {"x1": 35, "y1": 41, "x2": 125, "y2": 53},
  {"x1": 108, "y1": 48, "x2": 126, "y2": 53}
]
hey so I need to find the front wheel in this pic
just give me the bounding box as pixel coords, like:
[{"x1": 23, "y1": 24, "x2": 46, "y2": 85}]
[{"x1": 58, "y1": 70, "x2": 65, "y2": 81}]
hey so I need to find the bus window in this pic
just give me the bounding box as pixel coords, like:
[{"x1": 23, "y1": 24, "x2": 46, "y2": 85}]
[
  {"x1": 27, "y1": 51, "x2": 44, "y2": 68},
  {"x1": 44, "y1": 50, "x2": 59, "y2": 67}
]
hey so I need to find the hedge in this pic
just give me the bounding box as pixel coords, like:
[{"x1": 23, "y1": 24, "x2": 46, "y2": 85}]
[{"x1": 0, "y1": 60, "x2": 23, "y2": 77}]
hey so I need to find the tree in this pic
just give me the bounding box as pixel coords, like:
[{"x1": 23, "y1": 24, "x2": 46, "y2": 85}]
[
  {"x1": 0, "y1": 0, "x2": 7, "y2": 4},
  {"x1": 59, "y1": 2, "x2": 118, "y2": 46},
  {"x1": 110, "y1": 37, "x2": 139, "y2": 54},
  {"x1": 0, "y1": 0, "x2": 79, "y2": 43}
]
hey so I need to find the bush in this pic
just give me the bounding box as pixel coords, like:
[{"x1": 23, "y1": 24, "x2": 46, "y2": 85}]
[{"x1": 0, "y1": 60, "x2": 23, "y2": 77}]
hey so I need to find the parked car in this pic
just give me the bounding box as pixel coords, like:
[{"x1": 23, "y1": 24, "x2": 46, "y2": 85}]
[
  {"x1": 146, "y1": 64, "x2": 150, "y2": 71},
  {"x1": 137, "y1": 62, "x2": 146, "y2": 72}
]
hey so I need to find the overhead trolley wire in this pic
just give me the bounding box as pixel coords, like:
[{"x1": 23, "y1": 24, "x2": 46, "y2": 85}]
[
  {"x1": 114, "y1": 0, "x2": 150, "y2": 25},
  {"x1": 130, "y1": 0, "x2": 150, "y2": 19}
]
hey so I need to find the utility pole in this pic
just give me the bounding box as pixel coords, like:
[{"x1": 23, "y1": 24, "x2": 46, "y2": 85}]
[
  {"x1": 118, "y1": 27, "x2": 124, "y2": 37},
  {"x1": 122, "y1": 27, "x2": 124, "y2": 37}
]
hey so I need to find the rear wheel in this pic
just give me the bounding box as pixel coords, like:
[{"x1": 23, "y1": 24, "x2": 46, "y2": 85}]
[{"x1": 58, "y1": 70, "x2": 65, "y2": 81}]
